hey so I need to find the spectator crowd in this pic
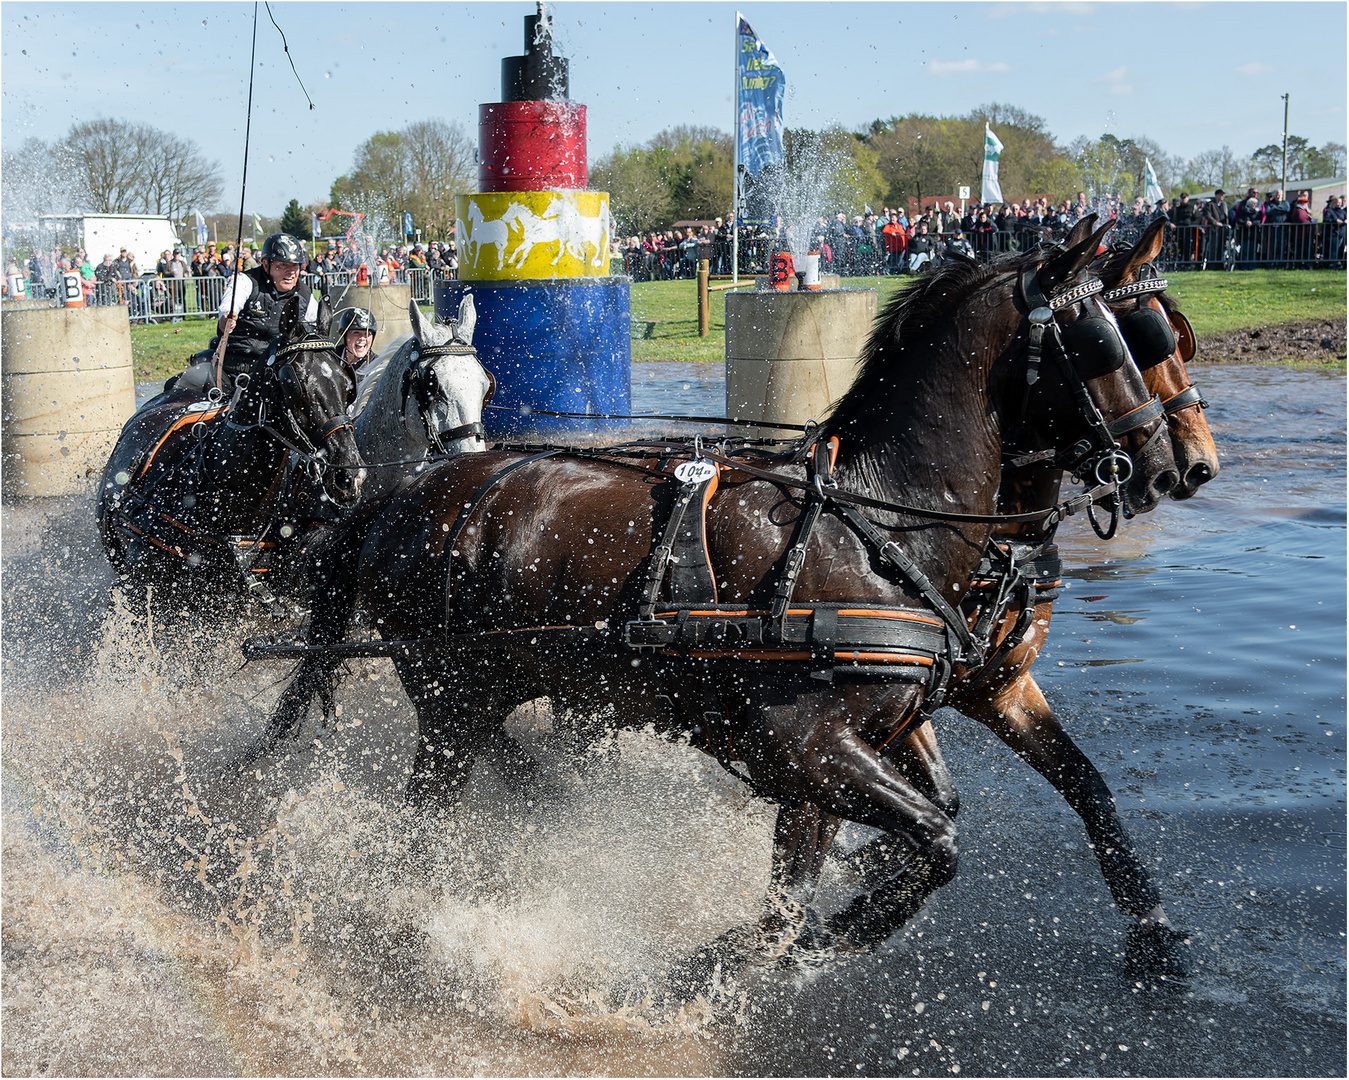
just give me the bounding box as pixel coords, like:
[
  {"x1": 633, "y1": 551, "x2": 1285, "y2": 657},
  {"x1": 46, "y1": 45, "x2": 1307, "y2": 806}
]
[{"x1": 617, "y1": 187, "x2": 1346, "y2": 278}]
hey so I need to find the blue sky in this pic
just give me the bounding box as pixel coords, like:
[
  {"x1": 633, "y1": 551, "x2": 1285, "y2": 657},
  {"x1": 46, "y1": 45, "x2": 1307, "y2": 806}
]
[{"x1": 3, "y1": 1, "x2": 1345, "y2": 215}]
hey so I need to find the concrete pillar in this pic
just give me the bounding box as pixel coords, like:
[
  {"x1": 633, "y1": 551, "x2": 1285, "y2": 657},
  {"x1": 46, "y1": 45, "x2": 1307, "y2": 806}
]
[
  {"x1": 725, "y1": 288, "x2": 876, "y2": 436},
  {"x1": 327, "y1": 282, "x2": 415, "y2": 343},
  {"x1": 1, "y1": 304, "x2": 136, "y2": 497}
]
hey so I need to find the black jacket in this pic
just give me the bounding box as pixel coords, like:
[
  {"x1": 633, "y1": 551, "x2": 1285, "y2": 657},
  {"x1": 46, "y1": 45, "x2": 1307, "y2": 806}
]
[{"x1": 208, "y1": 265, "x2": 314, "y2": 376}]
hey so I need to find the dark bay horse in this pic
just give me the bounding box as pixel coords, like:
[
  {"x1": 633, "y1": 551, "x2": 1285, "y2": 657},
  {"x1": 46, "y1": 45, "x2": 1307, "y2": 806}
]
[
  {"x1": 96, "y1": 293, "x2": 364, "y2": 615},
  {"x1": 254, "y1": 223, "x2": 1181, "y2": 986},
  {"x1": 811, "y1": 218, "x2": 1218, "y2": 980}
]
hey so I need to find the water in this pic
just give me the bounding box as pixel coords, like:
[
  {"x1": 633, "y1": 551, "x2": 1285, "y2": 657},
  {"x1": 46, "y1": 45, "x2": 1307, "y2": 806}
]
[{"x1": 3, "y1": 363, "x2": 1343, "y2": 1075}]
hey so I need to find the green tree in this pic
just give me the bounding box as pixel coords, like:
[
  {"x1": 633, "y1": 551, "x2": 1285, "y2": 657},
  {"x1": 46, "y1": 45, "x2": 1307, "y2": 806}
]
[
  {"x1": 589, "y1": 145, "x2": 675, "y2": 235},
  {"x1": 279, "y1": 198, "x2": 312, "y2": 239},
  {"x1": 330, "y1": 119, "x2": 473, "y2": 238}
]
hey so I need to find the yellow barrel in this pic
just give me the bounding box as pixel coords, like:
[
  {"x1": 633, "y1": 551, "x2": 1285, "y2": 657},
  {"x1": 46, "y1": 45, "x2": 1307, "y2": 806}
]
[
  {"x1": 454, "y1": 191, "x2": 611, "y2": 281},
  {"x1": 725, "y1": 288, "x2": 876, "y2": 436},
  {"x1": 1, "y1": 304, "x2": 136, "y2": 496},
  {"x1": 327, "y1": 282, "x2": 416, "y2": 343}
]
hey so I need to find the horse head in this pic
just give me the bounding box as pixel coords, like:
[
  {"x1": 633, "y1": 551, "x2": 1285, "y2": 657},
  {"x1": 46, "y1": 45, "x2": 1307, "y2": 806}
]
[
  {"x1": 1095, "y1": 218, "x2": 1219, "y2": 499},
  {"x1": 1014, "y1": 217, "x2": 1180, "y2": 517},
  {"x1": 270, "y1": 293, "x2": 366, "y2": 507},
  {"x1": 403, "y1": 297, "x2": 494, "y2": 455}
]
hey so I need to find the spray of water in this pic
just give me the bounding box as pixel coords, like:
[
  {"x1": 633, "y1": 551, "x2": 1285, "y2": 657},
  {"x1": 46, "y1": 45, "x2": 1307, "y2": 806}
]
[{"x1": 1, "y1": 500, "x2": 773, "y2": 1072}]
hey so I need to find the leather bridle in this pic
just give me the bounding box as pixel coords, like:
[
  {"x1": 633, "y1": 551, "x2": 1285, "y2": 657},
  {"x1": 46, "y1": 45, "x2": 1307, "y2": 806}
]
[
  {"x1": 400, "y1": 342, "x2": 494, "y2": 452},
  {"x1": 1014, "y1": 261, "x2": 1168, "y2": 537}
]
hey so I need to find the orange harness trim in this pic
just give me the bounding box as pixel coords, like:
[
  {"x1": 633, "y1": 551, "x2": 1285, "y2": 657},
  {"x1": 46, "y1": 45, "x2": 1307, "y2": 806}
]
[{"x1": 137, "y1": 405, "x2": 226, "y2": 480}]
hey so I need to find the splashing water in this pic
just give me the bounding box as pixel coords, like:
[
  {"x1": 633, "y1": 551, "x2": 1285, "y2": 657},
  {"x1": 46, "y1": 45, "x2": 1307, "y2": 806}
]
[{"x1": 1, "y1": 501, "x2": 767, "y2": 1073}]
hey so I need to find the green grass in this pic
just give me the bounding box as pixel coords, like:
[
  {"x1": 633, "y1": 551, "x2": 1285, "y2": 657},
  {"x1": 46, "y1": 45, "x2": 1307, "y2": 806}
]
[
  {"x1": 130, "y1": 320, "x2": 217, "y2": 384},
  {"x1": 1159, "y1": 270, "x2": 1346, "y2": 337},
  {"x1": 129, "y1": 272, "x2": 1346, "y2": 380}
]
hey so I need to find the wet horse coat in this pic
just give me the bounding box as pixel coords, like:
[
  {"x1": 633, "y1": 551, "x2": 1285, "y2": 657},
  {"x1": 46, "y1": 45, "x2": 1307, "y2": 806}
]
[
  {"x1": 96, "y1": 294, "x2": 364, "y2": 613},
  {"x1": 261, "y1": 228, "x2": 1180, "y2": 982}
]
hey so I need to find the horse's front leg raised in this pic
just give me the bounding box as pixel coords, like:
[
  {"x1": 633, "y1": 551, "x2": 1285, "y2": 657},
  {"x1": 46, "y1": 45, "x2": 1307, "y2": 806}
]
[{"x1": 963, "y1": 670, "x2": 1191, "y2": 977}]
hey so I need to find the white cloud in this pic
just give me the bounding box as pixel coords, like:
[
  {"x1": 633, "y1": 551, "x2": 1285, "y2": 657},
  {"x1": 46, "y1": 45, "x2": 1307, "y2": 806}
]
[
  {"x1": 928, "y1": 58, "x2": 1012, "y2": 77},
  {"x1": 1235, "y1": 62, "x2": 1276, "y2": 77},
  {"x1": 1094, "y1": 65, "x2": 1134, "y2": 95},
  {"x1": 987, "y1": 2, "x2": 1096, "y2": 18}
]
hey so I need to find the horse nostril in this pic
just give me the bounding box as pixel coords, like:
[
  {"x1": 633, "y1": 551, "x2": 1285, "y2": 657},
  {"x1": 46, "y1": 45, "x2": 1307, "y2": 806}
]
[
  {"x1": 1154, "y1": 468, "x2": 1179, "y2": 494},
  {"x1": 1187, "y1": 462, "x2": 1214, "y2": 486}
]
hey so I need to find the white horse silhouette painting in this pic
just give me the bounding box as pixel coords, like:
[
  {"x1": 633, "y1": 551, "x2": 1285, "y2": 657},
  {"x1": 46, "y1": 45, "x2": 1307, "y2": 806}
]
[
  {"x1": 500, "y1": 202, "x2": 563, "y2": 269},
  {"x1": 462, "y1": 201, "x2": 511, "y2": 272}
]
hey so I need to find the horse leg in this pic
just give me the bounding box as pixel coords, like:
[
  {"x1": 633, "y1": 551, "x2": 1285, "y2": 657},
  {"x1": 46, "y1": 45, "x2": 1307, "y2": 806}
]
[
  {"x1": 748, "y1": 691, "x2": 962, "y2": 955},
  {"x1": 663, "y1": 692, "x2": 959, "y2": 998},
  {"x1": 395, "y1": 657, "x2": 541, "y2": 810},
  {"x1": 964, "y1": 671, "x2": 1191, "y2": 977},
  {"x1": 838, "y1": 719, "x2": 960, "y2": 884}
]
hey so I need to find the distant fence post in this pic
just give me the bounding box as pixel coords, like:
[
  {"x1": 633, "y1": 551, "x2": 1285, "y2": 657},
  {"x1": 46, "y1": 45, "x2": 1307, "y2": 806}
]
[{"x1": 697, "y1": 259, "x2": 710, "y2": 338}]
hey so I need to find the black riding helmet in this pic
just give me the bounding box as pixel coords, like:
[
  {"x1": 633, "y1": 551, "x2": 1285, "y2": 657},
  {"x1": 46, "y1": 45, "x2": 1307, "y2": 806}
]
[
  {"x1": 332, "y1": 306, "x2": 377, "y2": 350},
  {"x1": 260, "y1": 233, "x2": 306, "y2": 264}
]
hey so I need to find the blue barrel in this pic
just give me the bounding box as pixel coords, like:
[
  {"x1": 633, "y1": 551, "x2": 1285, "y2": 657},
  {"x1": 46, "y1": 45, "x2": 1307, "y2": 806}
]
[{"x1": 435, "y1": 277, "x2": 631, "y2": 438}]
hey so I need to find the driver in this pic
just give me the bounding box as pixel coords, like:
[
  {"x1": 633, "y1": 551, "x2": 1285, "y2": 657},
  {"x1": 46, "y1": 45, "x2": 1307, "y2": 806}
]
[
  {"x1": 332, "y1": 306, "x2": 377, "y2": 372},
  {"x1": 175, "y1": 233, "x2": 319, "y2": 394}
]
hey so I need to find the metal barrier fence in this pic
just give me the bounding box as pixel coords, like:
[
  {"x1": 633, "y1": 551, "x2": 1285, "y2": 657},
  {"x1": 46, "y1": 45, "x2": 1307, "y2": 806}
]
[
  {"x1": 43, "y1": 266, "x2": 462, "y2": 324},
  {"x1": 17, "y1": 223, "x2": 1344, "y2": 318}
]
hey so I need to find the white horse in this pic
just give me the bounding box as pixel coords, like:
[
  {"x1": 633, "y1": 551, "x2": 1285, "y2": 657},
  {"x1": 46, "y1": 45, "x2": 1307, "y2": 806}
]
[
  {"x1": 462, "y1": 201, "x2": 511, "y2": 273},
  {"x1": 351, "y1": 297, "x2": 493, "y2": 503}
]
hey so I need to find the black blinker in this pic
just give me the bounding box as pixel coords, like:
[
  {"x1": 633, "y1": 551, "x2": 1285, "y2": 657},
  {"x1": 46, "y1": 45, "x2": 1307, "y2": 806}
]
[
  {"x1": 1058, "y1": 316, "x2": 1127, "y2": 380},
  {"x1": 1119, "y1": 307, "x2": 1177, "y2": 370}
]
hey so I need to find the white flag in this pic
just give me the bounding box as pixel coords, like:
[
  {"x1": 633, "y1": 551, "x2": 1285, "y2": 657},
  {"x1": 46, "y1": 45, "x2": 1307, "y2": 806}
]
[
  {"x1": 194, "y1": 209, "x2": 208, "y2": 245},
  {"x1": 1143, "y1": 159, "x2": 1165, "y2": 205},
  {"x1": 981, "y1": 125, "x2": 1005, "y2": 205}
]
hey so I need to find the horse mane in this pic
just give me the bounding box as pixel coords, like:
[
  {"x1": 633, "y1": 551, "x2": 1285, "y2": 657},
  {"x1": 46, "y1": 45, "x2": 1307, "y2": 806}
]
[
  {"x1": 354, "y1": 335, "x2": 414, "y2": 418},
  {"x1": 821, "y1": 251, "x2": 1021, "y2": 432}
]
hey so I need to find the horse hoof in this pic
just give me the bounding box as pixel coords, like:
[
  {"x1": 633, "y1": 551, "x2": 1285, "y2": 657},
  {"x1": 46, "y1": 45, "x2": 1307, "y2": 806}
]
[
  {"x1": 662, "y1": 925, "x2": 759, "y2": 1004},
  {"x1": 1125, "y1": 922, "x2": 1193, "y2": 983}
]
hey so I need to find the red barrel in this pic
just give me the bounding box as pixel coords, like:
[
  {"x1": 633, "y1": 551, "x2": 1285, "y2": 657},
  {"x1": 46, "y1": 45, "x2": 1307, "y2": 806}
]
[{"x1": 478, "y1": 100, "x2": 587, "y2": 192}]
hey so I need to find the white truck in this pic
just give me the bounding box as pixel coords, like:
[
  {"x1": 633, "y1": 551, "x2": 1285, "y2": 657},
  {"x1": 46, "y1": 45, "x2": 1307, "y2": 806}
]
[{"x1": 38, "y1": 213, "x2": 182, "y2": 266}]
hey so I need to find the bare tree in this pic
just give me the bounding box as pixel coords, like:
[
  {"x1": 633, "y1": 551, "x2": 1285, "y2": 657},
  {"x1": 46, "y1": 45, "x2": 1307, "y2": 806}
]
[
  {"x1": 401, "y1": 119, "x2": 475, "y2": 238},
  {"x1": 140, "y1": 130, "x2": 223, "y2": 225},
  {"x1": 55, "y1": 118, "x2": 222, "y2": 224},
  {"x1": 62, "y1": 119, "x2": 149, "y2": 214}
]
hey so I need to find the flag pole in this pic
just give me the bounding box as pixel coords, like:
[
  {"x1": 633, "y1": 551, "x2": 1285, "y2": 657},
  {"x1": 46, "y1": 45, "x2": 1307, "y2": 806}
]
[{"x1": 732, "y1": 11, "x2": 740, "y2": 285}]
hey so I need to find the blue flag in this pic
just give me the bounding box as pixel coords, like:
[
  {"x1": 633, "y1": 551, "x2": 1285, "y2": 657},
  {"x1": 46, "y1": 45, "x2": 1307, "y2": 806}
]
[
  {"x1": 312, "y1": 212, "x2": 321, "y2": 239},
  {"x1": 737, "y1": 14, "x2": 785, "y2": 178},
  {"x1": 402, "y1": 211, "x2": 413, "y2": 237},
  {"x1": 194, "y1": 209, "x2": 208, "y2": 245}
]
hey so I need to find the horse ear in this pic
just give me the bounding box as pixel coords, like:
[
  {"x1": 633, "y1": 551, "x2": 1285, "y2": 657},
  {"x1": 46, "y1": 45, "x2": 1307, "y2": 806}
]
[
  {"x1": 277, "y1": 292, "x2": 305, "y2": 341},
  {"x1": 1062, "y1": 213, "x2": 1098, "y2": 250},
  {"x1": 314, "y1": 295, "x2": 332, "y2": 339},
  {"x1": 409, "y1": 299, "x2": 435, "y2": 344},
  {"x1": 1039, "y1": 218, "x2": 1115, "y2": 294},
  {"x1": 1108, "y1": 217, "x2": 1167, "y2": 286},
  {"x1": 456, "y1": 294, "x2": 476, "y2": 345}
]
